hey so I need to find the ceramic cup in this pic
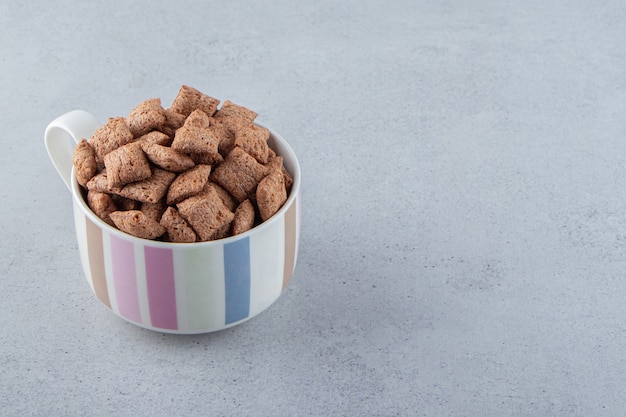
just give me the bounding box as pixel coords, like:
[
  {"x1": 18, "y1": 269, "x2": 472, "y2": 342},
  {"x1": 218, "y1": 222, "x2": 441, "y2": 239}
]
[{"x1": 44, "y1": 110, "x2": 300, "y2": 334}]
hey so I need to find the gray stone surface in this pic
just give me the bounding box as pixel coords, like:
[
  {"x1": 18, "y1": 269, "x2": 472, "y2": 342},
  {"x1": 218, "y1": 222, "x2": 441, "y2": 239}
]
[{"x1": 2, "y1": 0, "x2": 626, "y2": 415}]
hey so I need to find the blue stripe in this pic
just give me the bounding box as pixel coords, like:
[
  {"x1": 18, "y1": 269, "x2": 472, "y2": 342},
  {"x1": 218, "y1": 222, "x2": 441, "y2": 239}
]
[{"x1": 223, "y1": 237, "x2": 251, "y2": 324}]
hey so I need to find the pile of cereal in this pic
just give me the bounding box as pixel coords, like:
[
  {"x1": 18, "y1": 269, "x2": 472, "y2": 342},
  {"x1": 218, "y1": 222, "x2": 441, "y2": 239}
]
[{"x1": 72, "y1": 85, "x2": 293, "y2": 242}]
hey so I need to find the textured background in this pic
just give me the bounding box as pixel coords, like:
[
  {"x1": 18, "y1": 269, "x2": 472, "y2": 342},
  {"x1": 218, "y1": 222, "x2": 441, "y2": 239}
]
[{"x1": 2, "y1": 0, "x2": 626, "y2": 416}]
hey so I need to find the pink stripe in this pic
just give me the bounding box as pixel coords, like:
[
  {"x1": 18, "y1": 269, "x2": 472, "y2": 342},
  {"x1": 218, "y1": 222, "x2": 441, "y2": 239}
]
[
  {"x1": 110, "y1": 235, "x2": 141, "y2": 323},
  {"x1": 144, "y1": 246, "x2": 178, "y2": 330}
]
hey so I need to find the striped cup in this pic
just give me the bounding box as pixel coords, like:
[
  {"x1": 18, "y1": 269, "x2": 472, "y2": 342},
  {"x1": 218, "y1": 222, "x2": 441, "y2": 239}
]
[{"x1": 44, "y1": 110, "x2": 300, "y2": 334}]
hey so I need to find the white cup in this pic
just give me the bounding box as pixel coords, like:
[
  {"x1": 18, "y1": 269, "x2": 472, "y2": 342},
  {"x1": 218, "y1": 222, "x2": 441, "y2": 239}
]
[{"x1": 45, "y1": 110, "x2": 301, "y2": 334}]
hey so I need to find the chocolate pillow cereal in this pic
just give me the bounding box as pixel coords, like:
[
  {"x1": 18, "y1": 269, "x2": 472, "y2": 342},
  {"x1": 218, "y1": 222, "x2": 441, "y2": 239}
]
[{"x1": 71, "y1": 85, "x2": 292, "y2": 242}]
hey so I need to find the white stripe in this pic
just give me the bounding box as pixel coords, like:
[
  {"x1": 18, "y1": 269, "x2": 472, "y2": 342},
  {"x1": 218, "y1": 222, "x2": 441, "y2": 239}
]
[
  {"x1": 172, "y1": 247, "x2": 189, "y2": 333},
  {"x1": 73, "y1": 206, "x2": 94, "y2": 292},
  {"x1": 102, "y1": 231, "x2": 119, "y2": 316},
  {"x1": 134, "y1": 242, "x2": 150, "y2": 327},
  {"x1": 249, "y1": 218, "x2": 284, "y2": 318}
]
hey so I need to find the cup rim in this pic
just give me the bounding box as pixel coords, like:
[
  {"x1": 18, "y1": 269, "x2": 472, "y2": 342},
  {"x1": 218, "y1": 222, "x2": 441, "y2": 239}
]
[{"x1": 71, "y1": 122, "x2": 301, "y2": 247}]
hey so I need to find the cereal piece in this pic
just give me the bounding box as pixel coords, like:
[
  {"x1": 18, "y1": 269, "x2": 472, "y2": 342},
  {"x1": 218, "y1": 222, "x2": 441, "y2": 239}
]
[
  {"x1": 87, "y1": 191, "x2": 117, "y2": 226},
  {"x1": 182, "y1": 108, "x2": 211, "y2": 129},
  {"x1": 256, "y1": 169, "x2": 287, "y2": 221},
  {"x1": 209, "y1": 118, "x2": 237, "y2": 156},
  {"x1": 86, "y1": 170, "x2": 116, "y2": 193},
  {"x1": 171, "y1": 110, "x2": 220, "y2": 159},
  {"x1": 104, "y1": 142, "x2": 152, "y2": 188},
  {"x1": 201, "y1": 181, "x2": 238, "y2": 212},
  {"x1": 160, "y1": 109, "x2": 186, "y2": 137},
  {"x1": 231, "y1": 199, "x2": 255, "y2": 235},
  {"x1": 116, "y1": 168, "x2": 176, "y2": 203},
  {"x1": 126, "y1": 98, "x2": 166, "y2": 137},
  {"x1": 177, "y1": 187, "x2": 234, "y2": 242},
  {"x1": 188, "y1": 151, "x2": 223, "y2": 166},
  {"x1": 159, "y1": 206, "x2": 196, "y2": 243},
  {"x1": 109, "y1": 210, "x2": 166, "y2": 240},
  {"x1": 210, "y1": 146, "x2": 268, "y2": 202},
  {"x1": 265, "y1": 155, "x2": 294, "y2": 192},
  {"x1": 214, "y1": 100, "x2": 257, "y2": 126},
  {"x1": 111, "y1": 194, "x2": 140, "y2": 211},
  {"x1": 89, "y1": 117, "x2": 133, "y2": 167},
  {"x1": 135, "y1": 130, "x2": 171, "y2": 147},
  {"x1": 166, "y1": 164, "x2": 211, "y2": 205},
  {"x1": 73, "y1": 139, "x2": 98, "y2": 187},
  {"x1": 170, "y1": 85, "x2": 220, "y2": 117},
  {"x1": 143, "y1": 143, "x2": 195, "y2": 173},
  {"x1": 282, "y1": 166, "x2": 294, "y2": 192},
  {"x1": 141, "y1": 200, "x2": 167, "y2": 222},
  {"x1": 234, "y1": 124, "x2": 271, "y2": 164},
  {"x1": 264, "y1": 155, "x2": 282, "y2": 173}
]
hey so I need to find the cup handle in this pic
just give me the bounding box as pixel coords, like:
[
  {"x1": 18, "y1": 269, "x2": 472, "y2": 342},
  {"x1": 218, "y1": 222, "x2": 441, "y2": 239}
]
[{"x1": 44, "y1": 110, "x2": 101, "y2": 191}]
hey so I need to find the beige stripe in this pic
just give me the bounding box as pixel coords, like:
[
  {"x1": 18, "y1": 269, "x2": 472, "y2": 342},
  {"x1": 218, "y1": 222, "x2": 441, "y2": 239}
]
[
  {"x1": 282, "y1": 201, "x2": 297, "y2": 290},
  {"x1": 85, "y1": 218, "x2": 110, "y2": 309}
]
